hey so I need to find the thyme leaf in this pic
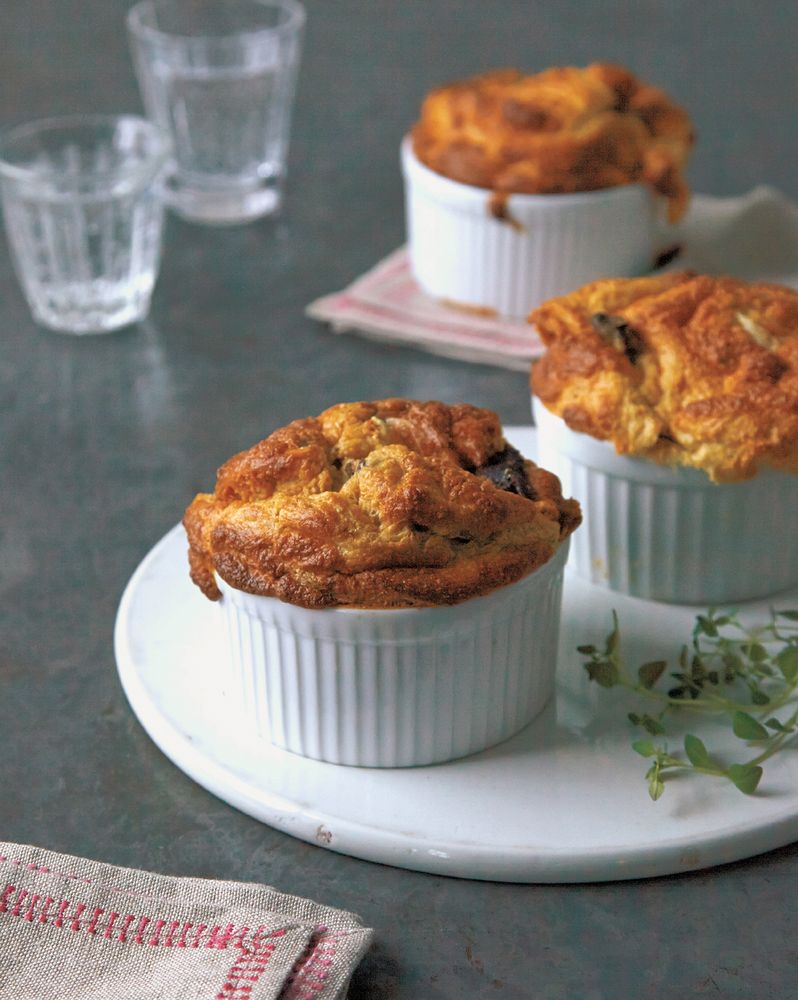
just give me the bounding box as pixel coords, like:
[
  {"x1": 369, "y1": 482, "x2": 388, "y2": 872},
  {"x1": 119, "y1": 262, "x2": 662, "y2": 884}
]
[{"x1": 578, "y1": 608, "x2": 798, "y2": 800}]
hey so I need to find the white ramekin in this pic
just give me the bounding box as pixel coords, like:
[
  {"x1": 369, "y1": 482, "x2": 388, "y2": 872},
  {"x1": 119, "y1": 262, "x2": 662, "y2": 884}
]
[
  {"x1": 532, "y1": 397, "x2": 798, "y2": 604},
  {"x1": 216, "y1": 540, "x2": 569, "y2": 768},
  {"x1": 401, "y1": 137, "x2": 664, "y2": 319}
]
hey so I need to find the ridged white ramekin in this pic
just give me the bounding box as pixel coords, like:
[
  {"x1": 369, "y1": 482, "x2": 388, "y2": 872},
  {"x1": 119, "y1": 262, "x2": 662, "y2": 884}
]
[
  {"x1": 216, "y1": 541, "x2": 569, "y2": 768},
  {"x1": 532, "y1": 397, "x2": 798, "y2": 604},
  {"x1": 401, "y1": 137, "x2": 663, "y2": 319}
]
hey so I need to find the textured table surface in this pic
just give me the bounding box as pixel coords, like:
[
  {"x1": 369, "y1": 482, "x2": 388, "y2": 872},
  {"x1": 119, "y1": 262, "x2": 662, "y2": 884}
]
[{"x1": 2, "y1": 3, "x2": 797, "y2": 997}]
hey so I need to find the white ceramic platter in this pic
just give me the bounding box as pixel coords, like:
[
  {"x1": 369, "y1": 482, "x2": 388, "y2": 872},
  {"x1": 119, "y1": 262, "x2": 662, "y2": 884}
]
[{"x1": 114, "y1": 428, "x2": 798, "y2": 883}]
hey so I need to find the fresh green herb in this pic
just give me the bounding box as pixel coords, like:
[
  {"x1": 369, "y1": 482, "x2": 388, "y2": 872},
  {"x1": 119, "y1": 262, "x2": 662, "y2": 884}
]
[{"x1": 579, "y1": 608, "x2": 798, "y2": 800}]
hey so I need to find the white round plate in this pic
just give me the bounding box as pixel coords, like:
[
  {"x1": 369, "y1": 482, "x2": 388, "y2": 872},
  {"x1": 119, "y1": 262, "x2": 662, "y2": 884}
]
[{"x1": 114, "y1": 428, "x2": 798, "y2": 883}]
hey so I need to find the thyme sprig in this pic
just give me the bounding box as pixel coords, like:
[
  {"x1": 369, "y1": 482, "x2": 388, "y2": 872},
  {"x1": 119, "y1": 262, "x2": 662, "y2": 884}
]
[{"x1": 578, "y1": 608, "x2": 798, "y2": 800}]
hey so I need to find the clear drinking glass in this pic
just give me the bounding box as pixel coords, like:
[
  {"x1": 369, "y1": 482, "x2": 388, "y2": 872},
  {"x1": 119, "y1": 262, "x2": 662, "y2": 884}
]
[
  {"x1": 0, "y1": 115, "x2": 168, "y2": 334},
  {"x1": 127, "y1": 0, "x2": 305, "y2": 225}
]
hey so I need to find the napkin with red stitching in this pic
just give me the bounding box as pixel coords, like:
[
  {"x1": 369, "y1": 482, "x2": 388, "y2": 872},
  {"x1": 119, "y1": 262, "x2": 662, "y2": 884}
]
[{"x1": 0, "y1": 841, "x2": 372, "y2": 1000}]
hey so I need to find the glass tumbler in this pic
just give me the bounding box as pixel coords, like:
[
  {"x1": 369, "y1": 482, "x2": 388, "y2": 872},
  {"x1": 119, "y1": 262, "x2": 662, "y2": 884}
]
[
  {"x1": 127, "y1": 0, "x2": 305, "y2": 225},
  {"x1": 0, "y1": 115, "x2": 168, "y2": 334}
]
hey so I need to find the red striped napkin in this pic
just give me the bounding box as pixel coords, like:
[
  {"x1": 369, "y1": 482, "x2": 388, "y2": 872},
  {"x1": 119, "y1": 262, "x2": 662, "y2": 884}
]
[
  {"x1": 0, "y1": 841, "x2": 372, "y2": 1000},
  {"x1": 307, "y1": 247, "x2": 539, "y2": 371}
]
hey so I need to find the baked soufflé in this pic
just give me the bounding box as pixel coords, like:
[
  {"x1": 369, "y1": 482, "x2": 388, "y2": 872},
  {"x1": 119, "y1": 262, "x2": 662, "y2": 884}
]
[
  {"x1": 411, "y1": 63, "x2": 694, "y2": 221},
  {"x1": 184, "y1": 399, "x2": 581, "y2": 608},
  {"x1": 530, "y1": 272, "x2": 798, "y2": 482}
]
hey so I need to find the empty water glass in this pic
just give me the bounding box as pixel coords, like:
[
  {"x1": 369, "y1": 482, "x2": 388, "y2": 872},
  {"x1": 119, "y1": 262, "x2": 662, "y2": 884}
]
[
  {"x1": 0, "y1": 115, "x2": 168, "y2": 334},
  {"x1": 127, "y1": 0, "x2": 305, "y2": 225}
]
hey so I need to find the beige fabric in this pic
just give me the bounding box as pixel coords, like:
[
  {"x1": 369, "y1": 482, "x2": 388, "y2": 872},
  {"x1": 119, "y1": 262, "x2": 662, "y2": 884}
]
[{"x1": 0, "y1": 842, "x2": 373, "y2": 1000}]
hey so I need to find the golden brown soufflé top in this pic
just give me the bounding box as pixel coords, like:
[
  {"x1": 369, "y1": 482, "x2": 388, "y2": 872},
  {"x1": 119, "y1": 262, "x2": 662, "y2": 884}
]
[
  {"x1": 184, "y1": 399, "x2": 581, "y2": 609},
  {"x1": 530, "y1": 272, "x2": 798, "y2": 482},
  {"x1": 411, "y1": 63, "x2": 694, "y2": 222}
]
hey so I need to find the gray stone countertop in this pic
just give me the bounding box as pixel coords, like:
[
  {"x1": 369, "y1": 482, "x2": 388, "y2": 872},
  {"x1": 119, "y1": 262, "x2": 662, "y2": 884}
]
[{"x1": 1, "y1": 2, "x2": 797, "y2": 997}]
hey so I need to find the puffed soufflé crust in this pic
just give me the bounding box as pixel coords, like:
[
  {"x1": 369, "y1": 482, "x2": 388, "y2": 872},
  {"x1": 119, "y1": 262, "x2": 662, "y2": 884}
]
[
  {"x1": 411, "y1": 63, "x2": 693, "y2": 222},
  {"x1": 530, "y1": 272, "x2": 798, "y2": 482},
  {"x1": 184, "y1": 400, "x2": 581, "y2": 608}
]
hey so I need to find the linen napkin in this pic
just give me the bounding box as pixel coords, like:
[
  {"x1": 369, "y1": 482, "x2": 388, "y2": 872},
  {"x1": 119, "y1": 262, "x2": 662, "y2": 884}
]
[
  {"x1": 0, "y1": 841, "x2": 372, "y2": 1000},
  {"x1": 307, "y1": 185, "x2": 798, "y2": 371}
]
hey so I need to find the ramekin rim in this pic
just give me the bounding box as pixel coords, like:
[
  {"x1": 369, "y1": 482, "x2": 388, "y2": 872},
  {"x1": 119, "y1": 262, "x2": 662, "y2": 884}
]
[
  {"x1": 531, "y1": 393, "x2": 794, "y2": 485},
  {"x1": 215, "y1": 537, "x2": 570, "y2": 618},
  {"x1": 400, "y1": 134, "x2": 650, "y2": 208}
]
